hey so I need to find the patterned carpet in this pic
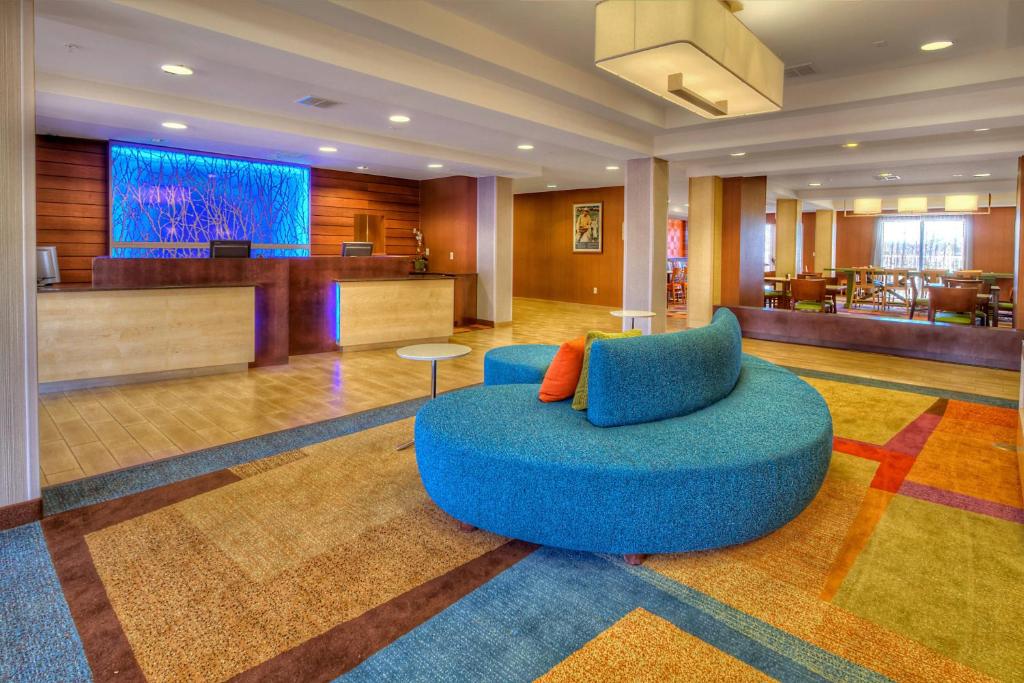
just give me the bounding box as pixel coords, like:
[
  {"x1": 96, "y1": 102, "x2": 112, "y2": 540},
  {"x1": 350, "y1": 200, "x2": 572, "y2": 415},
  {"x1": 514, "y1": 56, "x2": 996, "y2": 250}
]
[{"x1": 1, "y1": 370, "x2": 1022, "y2": 682}]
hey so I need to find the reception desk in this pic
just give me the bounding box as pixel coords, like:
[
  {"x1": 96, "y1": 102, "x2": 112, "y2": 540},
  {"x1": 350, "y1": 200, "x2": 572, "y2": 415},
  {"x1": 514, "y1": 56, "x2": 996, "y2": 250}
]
[
  {"x1": 336, "y1": 276, "x2": 454, "y2": 350},
  {"x1": 86, "y1": 256, "x2": 465, "y2": 365},
  {"x1": 37, "y1": 285, "x2": 255, "y2": 390}
]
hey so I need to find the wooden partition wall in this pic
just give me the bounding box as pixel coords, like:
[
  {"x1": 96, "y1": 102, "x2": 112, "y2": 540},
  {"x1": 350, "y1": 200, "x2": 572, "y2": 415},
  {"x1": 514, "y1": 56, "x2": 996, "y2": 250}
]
[
  {"x1": 719, "y1": 176, "x2": 767, "y2": 307},
  {"x1": 513, "y1": 186, "x2": 624, "y2": 307}
]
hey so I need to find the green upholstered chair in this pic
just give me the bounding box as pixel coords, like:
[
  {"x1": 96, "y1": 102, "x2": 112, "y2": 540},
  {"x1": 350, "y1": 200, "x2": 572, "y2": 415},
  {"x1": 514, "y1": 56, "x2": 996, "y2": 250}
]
[
  {"x1": 927, "y1": 284, "x2": 978, "y2": 326},
  {"x1": 789, "y1": 278, "x2": 831, "y2": 313},
  {"x1": 946, "y1": 279, "x2": 990, "y2": 326}
]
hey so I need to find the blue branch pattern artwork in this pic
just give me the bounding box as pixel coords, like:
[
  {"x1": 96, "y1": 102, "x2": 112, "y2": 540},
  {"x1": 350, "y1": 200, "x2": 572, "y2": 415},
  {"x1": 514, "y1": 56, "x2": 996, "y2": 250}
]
[{"x1": 110, "y1": 143, "x2": 310, "y2": 255}]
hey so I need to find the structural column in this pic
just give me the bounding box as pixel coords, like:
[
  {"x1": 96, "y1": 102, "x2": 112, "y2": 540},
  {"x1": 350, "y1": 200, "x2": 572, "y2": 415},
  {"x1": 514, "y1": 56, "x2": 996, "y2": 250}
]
[
  {"x1": 774, "y1": 198, "x2": 800, "y2": 278},
  {"x1": 720, "y1": 176, "x2": 767, "y2": 308},
  {"x1": 622, "y1": 157, "x2": 668, "y2": 334},
  {"x1": 686, "y1": 176, "x2": 722, "y2": 327},
  {"x1": 0, "y1": 0, "x2": 40, "y2": 514},
  {"x1": 813, "y1": 210, "x2": 836, "y2": 275},
  {"x1": 1014, "y1": 155, "x2": 1023, "y2": 330},
  {"x1": 476, "y1": 176, "x2": 513, "y2": 324}
]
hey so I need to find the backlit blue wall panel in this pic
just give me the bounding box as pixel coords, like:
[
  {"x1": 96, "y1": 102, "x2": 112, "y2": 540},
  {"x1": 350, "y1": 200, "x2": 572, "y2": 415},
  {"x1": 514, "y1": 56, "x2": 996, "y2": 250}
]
[{"x1": 110, "y1": 143, "x2": 310, "y2": 256}]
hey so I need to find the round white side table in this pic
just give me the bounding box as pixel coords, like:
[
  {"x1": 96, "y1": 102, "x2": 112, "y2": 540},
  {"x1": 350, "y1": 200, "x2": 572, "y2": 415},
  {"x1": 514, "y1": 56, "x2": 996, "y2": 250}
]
[
  {"x1": 610, "y1": 309, "x2": 657, "y2": 330},
  {"x1": 395, "y1": 343, "x2": 471, "y2": 450}
]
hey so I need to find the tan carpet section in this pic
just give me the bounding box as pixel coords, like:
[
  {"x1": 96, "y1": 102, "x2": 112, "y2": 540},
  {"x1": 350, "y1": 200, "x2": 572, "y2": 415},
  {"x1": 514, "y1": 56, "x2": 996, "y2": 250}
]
[
  {"x1": 84, "y1": 419, "x2": 507, "y2": 683},
  {"x1": 535, "y1": 608, "x2": 771, "y2": 683},
  {"x1": 803, "y1": 378, "x2": 936, "y2": 445},
  {"x1": 177, "y1": 419, "x2": 426, "y2": 581},
  {"x1": 229, "y1": 448, "x2": 309, "y2": 478}
]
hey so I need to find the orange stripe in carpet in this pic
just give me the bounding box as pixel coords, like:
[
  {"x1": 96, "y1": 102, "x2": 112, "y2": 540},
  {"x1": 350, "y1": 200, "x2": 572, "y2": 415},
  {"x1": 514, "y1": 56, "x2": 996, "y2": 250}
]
[{"x1": 819, "y1": 487, "x2": 894, "y2": 602}]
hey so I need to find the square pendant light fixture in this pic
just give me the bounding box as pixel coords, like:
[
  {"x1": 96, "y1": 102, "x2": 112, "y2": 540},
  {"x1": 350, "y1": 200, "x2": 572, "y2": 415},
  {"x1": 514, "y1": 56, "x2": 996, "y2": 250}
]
[
  {"x1": 852, "y1": 198, "x2": 883, "y2": 215},
  {"x1": 944, "y1": 194, "x2": 980, "y2": 213},
  {"x1": 896, "y1": 196, "x2": 928, "y2": 214},
  {"x1": 594, "y1": 0, "x2": 784, "y2": 118}
]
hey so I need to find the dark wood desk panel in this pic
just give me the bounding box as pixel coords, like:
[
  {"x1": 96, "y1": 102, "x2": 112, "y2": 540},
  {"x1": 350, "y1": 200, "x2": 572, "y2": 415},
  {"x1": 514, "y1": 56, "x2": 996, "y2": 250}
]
[
  {"x1": 92, "y1": 257, "x2": 289, "y2": 367},
  {"x1": 287, "y1": 256, "x2": 416, "y2": 354}
]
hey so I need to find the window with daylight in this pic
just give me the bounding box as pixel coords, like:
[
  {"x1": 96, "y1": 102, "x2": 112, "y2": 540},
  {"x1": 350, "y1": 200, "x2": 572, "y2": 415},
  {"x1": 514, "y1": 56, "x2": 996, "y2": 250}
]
[
  {"x1": 109, "y1": 143, "x2": 311, "y2": 257},
  {"x1": 764, "y1": 222, "x2": 776, "y2": 272},
  {"x1": 879, "y1": 216, "x2": 966, "y2": 271}
]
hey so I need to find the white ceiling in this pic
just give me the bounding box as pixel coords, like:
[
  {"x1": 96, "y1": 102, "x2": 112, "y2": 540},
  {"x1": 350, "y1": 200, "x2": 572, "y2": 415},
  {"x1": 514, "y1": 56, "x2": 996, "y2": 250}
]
[{"x1": 33, "y1": 0, "x2": 1024, "y2": 216}]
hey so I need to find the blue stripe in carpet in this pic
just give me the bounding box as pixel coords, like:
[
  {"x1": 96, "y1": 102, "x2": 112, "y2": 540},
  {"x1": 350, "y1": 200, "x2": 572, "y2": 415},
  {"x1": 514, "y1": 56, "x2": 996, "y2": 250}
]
[
  {"x1": 339, "y1": 548, "x2": 889, "y2": 683},
  {"x1": 783, "y1": 366, "x2": 1017, "y2": 408},
  {"x1": 43, "y1": 396, "x2": 427, "y2": 516},
  {"x1": 0, "y1": 523, "x2": 91, "y2": 682}
]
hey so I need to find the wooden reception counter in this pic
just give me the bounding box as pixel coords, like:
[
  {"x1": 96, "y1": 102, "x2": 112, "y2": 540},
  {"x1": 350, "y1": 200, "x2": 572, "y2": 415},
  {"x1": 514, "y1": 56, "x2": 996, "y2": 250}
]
[
  {"x1": 336, "y1": 276, "x2": 454, "y2": 350},
  {"x1": 37, "y1": 285, "x2": 256, "y2": 390},
  {"x1": 86, "y1": 256, "x2": 463, "y2": 366}
]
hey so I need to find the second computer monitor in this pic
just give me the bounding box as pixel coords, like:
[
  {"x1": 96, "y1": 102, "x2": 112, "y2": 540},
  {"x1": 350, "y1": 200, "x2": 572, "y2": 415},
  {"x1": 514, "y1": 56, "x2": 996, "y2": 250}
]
[{"x1": 342, "y1": 242, "x2": 373, "y2": 257}]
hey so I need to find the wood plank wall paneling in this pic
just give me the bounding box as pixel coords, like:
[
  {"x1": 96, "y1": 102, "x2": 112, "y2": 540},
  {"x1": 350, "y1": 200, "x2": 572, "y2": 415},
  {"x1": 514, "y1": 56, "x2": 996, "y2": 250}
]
[
  {"x1": 513, "y1": 186, "x2": 624, "y2": 307},
  {"x1": 310, "y1": 167, "x2": 420, "y2": 257},
  {"x1": 835, "y1": 206, "x2": 1017, "y2": 271},
  {"x1": 35, "y1": 136, "x2": 109, "y2": 283},
  {"x1": 34, "y1": 136, "x2": 427, "y2": 283},
  {"x1": 420, "y1": 176, "x2": 477, "y2": 273},
  {"x1": 720, "y1": 176, "x2": 767, "y2": 307},
  {"x1": 801, "y1": 211, "x2": 817, "y2": 272},
  {"x1": 971, "y1": 207, "x2": 1016, "y2": 273}
]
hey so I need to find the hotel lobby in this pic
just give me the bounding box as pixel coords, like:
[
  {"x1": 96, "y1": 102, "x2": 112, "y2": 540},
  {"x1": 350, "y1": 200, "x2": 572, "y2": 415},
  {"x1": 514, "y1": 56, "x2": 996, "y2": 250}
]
[{"x1": 2, "y1": 0, "x2": 1023, "y2": 681}]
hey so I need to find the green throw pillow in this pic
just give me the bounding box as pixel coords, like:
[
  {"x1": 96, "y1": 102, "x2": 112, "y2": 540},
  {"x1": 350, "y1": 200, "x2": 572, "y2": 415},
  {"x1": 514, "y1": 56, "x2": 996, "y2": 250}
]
[{"x1": 571, "y1": 329, "x2": 642, "y2": 411}]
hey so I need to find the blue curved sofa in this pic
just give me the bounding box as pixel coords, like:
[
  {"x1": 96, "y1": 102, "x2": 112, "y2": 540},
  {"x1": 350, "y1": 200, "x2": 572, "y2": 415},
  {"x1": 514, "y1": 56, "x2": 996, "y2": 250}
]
[{"x1": 415, "y1": 309, "x2": 833, "y2": 559}]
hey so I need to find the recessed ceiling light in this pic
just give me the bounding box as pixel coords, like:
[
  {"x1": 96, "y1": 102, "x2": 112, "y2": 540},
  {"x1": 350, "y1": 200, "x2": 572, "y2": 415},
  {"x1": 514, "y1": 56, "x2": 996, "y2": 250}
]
[
  {"x1": 841, "y1": 142, "x2": 859, "y2": 148},
  {"x1": 973, "y1": 127, "x2": 990, "y2": 132},
  {"x1": 161, "y1": 121, "x2": 188, "y2": 130},
  {"x1": 546, "y1": 184, "x2": 558, "y2": 188},
  {"x1": 517, "y1": 144, "x2": 534, "y2": 150},
  {"x1": 671, "y1": 206, "x2": 681, "y2": 212},
  {"x1": 877, "y1": 171, "x2": 893, "y2": 177},
  {"x1": 356, "y1": 165, "x2": 368, "y2": 171},
  {"x1": 427, "y1": 163, "x2": 444, "y2": 169},
  {"x1": 684, "y1": 203, "x2": 689, "y2": 207},
  {"x1": 973, "y1": 172, "x2": 991, "y2": 177},
  {"x1": 318, "y1": 146, "x2": 337, "y2": 152},
  {"x1": 952, "y1": 173, "x2": 964, "y2": 177},
  {"x1": 389, "y1": 114, "x2": 411, "y2": 123},
  {"x1": 920, "y1": 40, "x2": 954, "y2": 51},
  {"x1": 161, "y1": 64, "x2": 194, "y2": 76},
  {"x1": 808, "y1": 182, "x2": 822, "y2": 187},
  {"x1": 605, "y1": 165, "x2": 620, "y2": 170},
  {"x1": 729, "y1": 151, "x2": 747, "y2": 157}
]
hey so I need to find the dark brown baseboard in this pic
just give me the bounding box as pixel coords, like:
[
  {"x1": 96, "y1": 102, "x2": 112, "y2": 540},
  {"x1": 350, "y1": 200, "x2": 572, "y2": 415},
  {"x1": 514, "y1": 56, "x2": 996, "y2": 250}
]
[
  {"x1": 722, "y1": 305, "x2": 1024, "y2": 370},
  {"x1": 0, "y1": 497, "x2": 42, "y2": 530}
]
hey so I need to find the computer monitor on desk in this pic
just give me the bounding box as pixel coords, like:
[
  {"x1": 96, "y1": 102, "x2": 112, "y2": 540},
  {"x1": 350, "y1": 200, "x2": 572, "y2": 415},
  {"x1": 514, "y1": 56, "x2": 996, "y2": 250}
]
[
  {"x1": 210, "y1": 240, "x2": 251, "y2": 258},
  {"x1": 37, "y1": 246, "x2": 60, "y2": 286},
  {"x1": 342, "y1": 242, "x2": 373, "y2": 256}
]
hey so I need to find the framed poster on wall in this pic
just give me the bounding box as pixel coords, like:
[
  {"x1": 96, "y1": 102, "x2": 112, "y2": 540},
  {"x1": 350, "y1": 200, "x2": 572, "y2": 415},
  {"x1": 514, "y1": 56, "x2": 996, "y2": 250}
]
[{"x1": 572, "y1": 202, "x2": 603, "y2": 253}]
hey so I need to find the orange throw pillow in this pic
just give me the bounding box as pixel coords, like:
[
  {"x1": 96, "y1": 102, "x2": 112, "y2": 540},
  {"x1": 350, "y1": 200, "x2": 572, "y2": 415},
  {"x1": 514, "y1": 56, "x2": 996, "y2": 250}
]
[{"x1": 538, "y1": 336, "x2": 586, "y2": 402}]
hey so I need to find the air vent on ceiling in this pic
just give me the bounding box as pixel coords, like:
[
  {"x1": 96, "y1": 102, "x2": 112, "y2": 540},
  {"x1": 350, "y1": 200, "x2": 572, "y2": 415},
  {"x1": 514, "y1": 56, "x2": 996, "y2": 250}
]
[
  {"x1": 874, "y1": 173, "x2": 902, "y2": 182},
  {"x1": 295, "y1": 95, "x2": 341, "y2": 109},
  {"x1": 784, "y1": 63, "x2": 816, "y2": 78}
]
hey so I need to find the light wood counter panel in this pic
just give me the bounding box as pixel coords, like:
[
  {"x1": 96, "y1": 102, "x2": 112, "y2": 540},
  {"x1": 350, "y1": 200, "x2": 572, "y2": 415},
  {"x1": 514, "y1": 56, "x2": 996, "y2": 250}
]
[
  {"x1": 38, "y1": 287, "x2": 255, "y2": 384},
  {"x1": 336, "y1": 278, "x2": 454, "y2": 350}
]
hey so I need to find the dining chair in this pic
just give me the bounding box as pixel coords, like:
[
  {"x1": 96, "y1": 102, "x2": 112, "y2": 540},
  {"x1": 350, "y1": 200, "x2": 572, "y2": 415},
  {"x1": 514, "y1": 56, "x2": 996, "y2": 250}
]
[
  {"x1": 851, "y1": 267, "x2": 878, "y2": 309},
  {"x1": 667, "y1": 267, "x2": 683, "y2": 303},
  {"x1": 954, "y1": 269, "x2": 983, "y2": 280},
  {"x1": 927, "y1": 285, "x2": 979, "y2": 325},
  {"x1": 797, "y1": 272, "x2": 823, "y2": 279},
  {"x1": 789, "y1": 278, "x2": 832, "y2": 313},
  {"x1": 947, "y1": 278, "x2": 992, "y2": 325}
]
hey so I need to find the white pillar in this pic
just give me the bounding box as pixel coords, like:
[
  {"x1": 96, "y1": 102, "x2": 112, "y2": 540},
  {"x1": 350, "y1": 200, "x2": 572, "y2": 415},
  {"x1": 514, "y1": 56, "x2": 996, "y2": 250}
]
[
  {"x1": 0, "y1": 0, "x2": 39, "y2": 509},
  {"x1": 685, "y1": 175, "x2": 722, "y2": 328},
  {"x1": 775, "y1": 198, "x2": 800, "y2": 278},
  {"x1": 814, "y1": 209, "x2": 836, "y2": 273},
  {"x1": 476, "y1": 176, "x2": 513, "y2": 324},
  {"x1": 623, "y1": 157, "x2": 668, "y2": 334}
]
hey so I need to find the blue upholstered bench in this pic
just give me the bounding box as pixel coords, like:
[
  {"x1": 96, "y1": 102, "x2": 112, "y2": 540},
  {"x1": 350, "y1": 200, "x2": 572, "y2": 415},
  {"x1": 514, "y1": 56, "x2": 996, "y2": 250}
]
[
  {"x1": 415, "y1": 310, "x2": 833, "y2": 563},
  {"x1": 483, "y1": 344, "x2": 558, "y2": 385}
]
